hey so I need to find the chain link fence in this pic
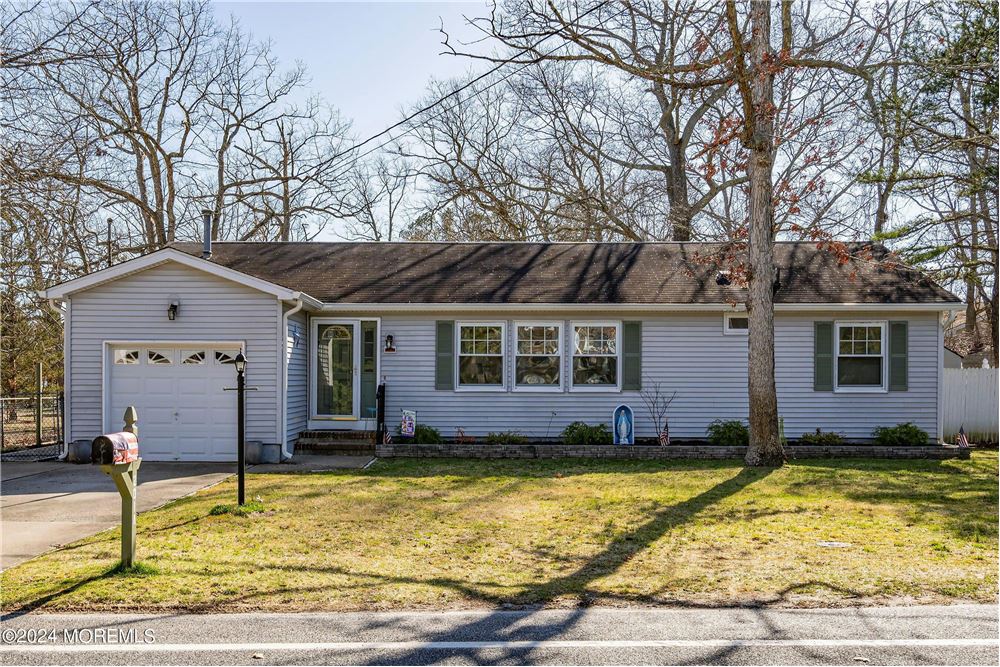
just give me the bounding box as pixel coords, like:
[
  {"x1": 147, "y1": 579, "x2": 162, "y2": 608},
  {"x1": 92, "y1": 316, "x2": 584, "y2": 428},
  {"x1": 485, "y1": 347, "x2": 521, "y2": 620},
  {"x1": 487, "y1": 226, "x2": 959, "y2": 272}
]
[{"x1": 1, "y1": 394, "x2": 64, "y2": 461}]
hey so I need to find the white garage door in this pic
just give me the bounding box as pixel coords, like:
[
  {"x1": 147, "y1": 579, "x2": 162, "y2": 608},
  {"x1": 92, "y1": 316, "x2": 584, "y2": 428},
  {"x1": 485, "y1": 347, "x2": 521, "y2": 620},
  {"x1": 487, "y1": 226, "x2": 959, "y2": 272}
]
[{"x1": 108, "y1": 345, "x2": 240, "y2": 461}]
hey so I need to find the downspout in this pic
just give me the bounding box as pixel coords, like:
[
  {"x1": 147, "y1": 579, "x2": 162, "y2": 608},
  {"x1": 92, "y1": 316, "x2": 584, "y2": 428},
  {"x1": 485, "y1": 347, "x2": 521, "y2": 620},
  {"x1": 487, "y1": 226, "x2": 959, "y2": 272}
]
[
  {"x1": 281, "y1": 295, "x2": 304, "y2": 460},
  {"x1": 47, "y1": 298, "x2": 68, "y2": 460}
]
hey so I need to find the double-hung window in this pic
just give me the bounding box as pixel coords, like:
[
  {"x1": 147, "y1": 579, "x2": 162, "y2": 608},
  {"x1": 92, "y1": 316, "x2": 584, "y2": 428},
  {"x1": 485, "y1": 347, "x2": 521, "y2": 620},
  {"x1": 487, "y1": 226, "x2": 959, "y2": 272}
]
[
  {"x1": 457, "y1": 322, "x2": 505, "y2": 389},
  {"x1": 835, "y1": 321, "x2": 886, "y2": 391},
  {"x1": 514, "y1": 323, "x2": 562, "y2": 390},
  {"x1": 571, "y1": 322, "x2": 620, "y2": 390}
]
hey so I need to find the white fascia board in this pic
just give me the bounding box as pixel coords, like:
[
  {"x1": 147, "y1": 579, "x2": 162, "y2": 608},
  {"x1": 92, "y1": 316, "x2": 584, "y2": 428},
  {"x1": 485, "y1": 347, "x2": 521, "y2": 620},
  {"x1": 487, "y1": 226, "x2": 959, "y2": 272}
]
[
  {"x1": 40, "y1": 248, "x2": 304, "y2": 302},
  {"x1": 313, "y1": 301, "x2": 963, "y2": 313}
]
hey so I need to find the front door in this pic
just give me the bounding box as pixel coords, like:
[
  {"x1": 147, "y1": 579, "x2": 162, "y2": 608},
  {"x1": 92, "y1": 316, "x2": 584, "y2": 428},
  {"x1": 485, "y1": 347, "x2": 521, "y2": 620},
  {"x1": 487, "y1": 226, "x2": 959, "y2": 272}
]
[{"x1": 315, "y1": 320, "x2": 359, "y2": 419}]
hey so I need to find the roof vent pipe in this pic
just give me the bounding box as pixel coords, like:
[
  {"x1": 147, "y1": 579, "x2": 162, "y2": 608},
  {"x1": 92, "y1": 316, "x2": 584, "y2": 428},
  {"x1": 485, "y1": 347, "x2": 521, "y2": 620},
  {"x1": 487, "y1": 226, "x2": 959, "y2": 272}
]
[{"x1": 201, "y1": 209, "x2": 213, "y2": 259}]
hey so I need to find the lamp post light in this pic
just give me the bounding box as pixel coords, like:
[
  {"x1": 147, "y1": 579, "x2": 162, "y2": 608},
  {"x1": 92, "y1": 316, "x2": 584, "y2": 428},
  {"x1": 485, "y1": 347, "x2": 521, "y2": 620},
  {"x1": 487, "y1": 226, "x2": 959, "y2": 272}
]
[{"x1": 233, "y1": 352, "x2": 247, "y2": 506}]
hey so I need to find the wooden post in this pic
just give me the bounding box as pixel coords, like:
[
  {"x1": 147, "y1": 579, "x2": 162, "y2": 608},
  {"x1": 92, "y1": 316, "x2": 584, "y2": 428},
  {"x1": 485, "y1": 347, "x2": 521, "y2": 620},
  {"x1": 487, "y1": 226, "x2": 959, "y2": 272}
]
[
  {"x1": 35, "y1": 362, "x2": 42, "y2": 447},
  {"x1": 123, "y1": 406, "x2": 138, "y2": 437},
  {"x1": 100, "y1": 407, "x2": 140, "y2": 568},
  {"x1": 107, "y1": 460, "x2": 140, "y2": 567}
]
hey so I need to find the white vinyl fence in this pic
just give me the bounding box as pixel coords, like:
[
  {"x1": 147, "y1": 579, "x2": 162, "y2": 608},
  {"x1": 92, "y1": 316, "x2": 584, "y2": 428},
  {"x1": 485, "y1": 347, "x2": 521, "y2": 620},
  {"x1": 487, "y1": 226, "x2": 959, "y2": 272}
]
[{"x1": 942, "y1": 368, "x2": 999, "y2": 443}]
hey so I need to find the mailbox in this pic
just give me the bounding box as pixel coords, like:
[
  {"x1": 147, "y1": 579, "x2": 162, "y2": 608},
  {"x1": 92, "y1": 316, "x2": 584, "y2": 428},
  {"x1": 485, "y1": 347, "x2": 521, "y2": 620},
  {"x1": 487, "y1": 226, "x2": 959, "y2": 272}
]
[{"x1": 91, "y1": 432, "x2": 139, "y2": 465}]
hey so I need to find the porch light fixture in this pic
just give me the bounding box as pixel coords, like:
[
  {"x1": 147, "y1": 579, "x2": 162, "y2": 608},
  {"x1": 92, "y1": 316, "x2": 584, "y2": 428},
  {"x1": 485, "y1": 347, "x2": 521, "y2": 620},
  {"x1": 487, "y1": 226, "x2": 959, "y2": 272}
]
[
  {"x1": 384, "y1": 334, "x2": 396, "y2": 353},
  {"x1": 167, "y1": 301, "x2": 179, "y2": 320}
]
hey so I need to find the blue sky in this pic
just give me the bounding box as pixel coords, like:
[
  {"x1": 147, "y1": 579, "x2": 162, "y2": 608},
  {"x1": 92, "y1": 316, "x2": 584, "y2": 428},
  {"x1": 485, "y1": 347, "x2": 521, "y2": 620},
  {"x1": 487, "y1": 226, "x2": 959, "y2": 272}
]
[{"x1": 216, "y1": 1, "x2": 492, "y2": 138}]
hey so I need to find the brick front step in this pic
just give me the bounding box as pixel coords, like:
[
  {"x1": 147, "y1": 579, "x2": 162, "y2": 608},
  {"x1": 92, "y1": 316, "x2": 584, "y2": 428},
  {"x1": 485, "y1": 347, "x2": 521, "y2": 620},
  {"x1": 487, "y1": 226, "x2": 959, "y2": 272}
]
[{"x1": 296, "y1": 430, "x2": 376, "y2": 455}]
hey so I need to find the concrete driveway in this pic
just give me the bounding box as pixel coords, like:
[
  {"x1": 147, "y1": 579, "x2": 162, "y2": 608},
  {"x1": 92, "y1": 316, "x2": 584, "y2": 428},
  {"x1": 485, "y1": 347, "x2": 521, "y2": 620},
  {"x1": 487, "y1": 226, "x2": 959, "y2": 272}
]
[{"x1": 0, "y1": 461, "x2": 233, "y2": 570}]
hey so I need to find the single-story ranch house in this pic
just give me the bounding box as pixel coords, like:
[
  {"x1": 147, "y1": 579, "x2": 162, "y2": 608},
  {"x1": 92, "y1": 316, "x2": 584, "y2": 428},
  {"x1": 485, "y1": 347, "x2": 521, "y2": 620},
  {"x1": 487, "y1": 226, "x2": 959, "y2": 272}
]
[{"x1": 41, "y1": 236, "x2": 961, "y2": 462}]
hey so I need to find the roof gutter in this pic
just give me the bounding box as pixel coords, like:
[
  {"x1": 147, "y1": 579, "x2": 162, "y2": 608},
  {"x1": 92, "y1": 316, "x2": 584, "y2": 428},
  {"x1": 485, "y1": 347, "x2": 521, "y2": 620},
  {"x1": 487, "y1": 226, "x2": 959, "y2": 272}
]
[{"x1": 310, "y1": 301, "x2": 964, "y2": 313}]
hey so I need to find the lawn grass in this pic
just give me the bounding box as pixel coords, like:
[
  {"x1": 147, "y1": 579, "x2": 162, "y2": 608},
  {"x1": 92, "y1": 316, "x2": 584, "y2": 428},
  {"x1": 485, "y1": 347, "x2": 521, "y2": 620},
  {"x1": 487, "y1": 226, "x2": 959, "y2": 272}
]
[{"x1": 2, "y1": 452, "x2": 996, "y2": 612}]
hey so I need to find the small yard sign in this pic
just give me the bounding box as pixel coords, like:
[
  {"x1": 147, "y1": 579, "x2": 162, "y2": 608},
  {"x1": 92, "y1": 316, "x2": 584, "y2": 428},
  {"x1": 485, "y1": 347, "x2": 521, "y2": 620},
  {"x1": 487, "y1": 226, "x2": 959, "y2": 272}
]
[
  {"x1": 613, "y1": 404, "x2": 634, "y2": 445},
  {"x1": 401, "y1": 410, "x2": 416, "y2": 438}
]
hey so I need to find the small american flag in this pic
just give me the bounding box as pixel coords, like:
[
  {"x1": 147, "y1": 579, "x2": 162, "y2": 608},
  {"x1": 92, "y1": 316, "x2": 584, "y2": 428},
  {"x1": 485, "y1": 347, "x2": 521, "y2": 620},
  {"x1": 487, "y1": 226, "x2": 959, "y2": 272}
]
[
  {"x1": 658, "y1": 420, "x2": 670, "y2": 447},
  {"x1": 956, "y1": 426, "x2": 970, "y2": 449}
]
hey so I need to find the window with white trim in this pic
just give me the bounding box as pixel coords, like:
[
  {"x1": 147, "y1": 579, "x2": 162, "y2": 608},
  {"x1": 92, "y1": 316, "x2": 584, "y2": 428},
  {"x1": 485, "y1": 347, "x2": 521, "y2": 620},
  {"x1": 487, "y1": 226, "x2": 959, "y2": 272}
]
[
  {"x1": 215, "y1": 350, "x2": 237, "y2": 365},
  {"x1": 181, "y1": 350, "x2": 206, "y2": 365},
  {"x1": 113, "y1": 349, "x2": 139, "y2": 365},
  {"x1": 724, "y1": 313, "x2": 749, "y2": 335},
  {"x1": 835, "y1": 322, "x2": 885, "y2": 390},
  {"x1": 571, "y1": 323, "x2": 619, "y2": 389},
  {"x1": 514, "y1": 323, "x2": 562, "y2": 389},
  {"x1": 457, "y1": 323, "x2": 505, "y2": 388},
  {"x1": 147, "y1": 349, "x2": 173, "y2": 365}
]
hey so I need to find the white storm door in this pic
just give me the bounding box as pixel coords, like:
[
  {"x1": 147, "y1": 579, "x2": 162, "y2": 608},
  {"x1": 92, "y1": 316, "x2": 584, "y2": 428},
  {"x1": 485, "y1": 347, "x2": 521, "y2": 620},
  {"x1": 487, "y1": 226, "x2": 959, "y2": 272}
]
[{"x1": 313, "y1": 320, "x2": 361, "y2": 420}]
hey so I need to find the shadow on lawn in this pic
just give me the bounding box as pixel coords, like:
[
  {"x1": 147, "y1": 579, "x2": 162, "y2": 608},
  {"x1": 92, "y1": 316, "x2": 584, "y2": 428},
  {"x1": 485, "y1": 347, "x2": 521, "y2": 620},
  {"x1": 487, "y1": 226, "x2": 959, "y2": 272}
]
[
  {"x1": 1, "y1": 562, "x2": 156, "y2": 619},
  {"x1": 362, "y1": 465, "x2": 775, "y2": 665},
  {"x1": 361, "y1": 457, "x2": 748, "y2": 480},
  {"x1": 786, "y1": 456, "x2": 998, "y2": 542}
]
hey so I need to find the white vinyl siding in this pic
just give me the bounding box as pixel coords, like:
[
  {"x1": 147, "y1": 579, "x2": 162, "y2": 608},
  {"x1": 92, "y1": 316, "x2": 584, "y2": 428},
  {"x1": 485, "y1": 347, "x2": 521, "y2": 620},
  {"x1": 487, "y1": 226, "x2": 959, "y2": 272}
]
[
  {"x1": 373, "y1": 311, "x2": 940, "y2": 441},
  {"x1": 67, "y1": 262, "x2": 281, "y2": 445}
]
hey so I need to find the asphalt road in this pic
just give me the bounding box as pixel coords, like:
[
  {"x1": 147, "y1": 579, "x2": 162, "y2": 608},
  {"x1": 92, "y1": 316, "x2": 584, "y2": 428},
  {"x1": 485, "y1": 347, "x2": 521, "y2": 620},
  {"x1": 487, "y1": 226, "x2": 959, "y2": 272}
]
[{"x1": 1, "y1": 605, "x2": 996, "y2": 665}]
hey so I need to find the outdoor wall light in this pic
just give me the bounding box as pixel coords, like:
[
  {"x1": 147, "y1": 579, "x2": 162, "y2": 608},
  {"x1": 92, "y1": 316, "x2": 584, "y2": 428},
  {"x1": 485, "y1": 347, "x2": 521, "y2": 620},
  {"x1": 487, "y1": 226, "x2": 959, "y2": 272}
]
[
  {"x1": 167, "y1": 301, "x2": 179, "y2": 320},
  {"x1": 384, "y1": 334, "x2": 396, "y2": 353}
]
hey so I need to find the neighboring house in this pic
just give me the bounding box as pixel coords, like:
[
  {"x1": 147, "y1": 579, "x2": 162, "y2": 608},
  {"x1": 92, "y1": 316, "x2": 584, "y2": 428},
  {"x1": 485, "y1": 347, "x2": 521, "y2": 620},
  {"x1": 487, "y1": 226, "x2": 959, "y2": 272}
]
[
  {"x1": 944, "y1": 312, "x2": 995, "y2": 368},
  {"x1": 944, "y1": 346, "x2": 965, "y2": 369},
  {"x1": 40, "y1": 235, "x2": 962, "y2": 462}
]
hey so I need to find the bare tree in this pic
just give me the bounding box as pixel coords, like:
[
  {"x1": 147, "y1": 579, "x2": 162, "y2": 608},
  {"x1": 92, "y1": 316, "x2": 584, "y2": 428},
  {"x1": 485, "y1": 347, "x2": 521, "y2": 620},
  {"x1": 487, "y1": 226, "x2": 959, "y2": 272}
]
[
  {"x1": 639, "y1": 377, "x2": 677, "y2": 446},
  {"x1": 341, "y1": 157, "x2": 413, "y2": 241}
]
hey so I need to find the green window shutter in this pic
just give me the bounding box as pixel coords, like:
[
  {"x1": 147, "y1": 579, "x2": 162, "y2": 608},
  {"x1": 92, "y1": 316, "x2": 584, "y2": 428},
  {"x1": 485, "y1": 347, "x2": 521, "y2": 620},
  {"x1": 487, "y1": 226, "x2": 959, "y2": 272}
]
[
  {"x1": 435, "y1": 321, "x2": 455, "y2": 390},
  {"x1": 888, "y1": 321, "x2": 908, "y2": 391},
  {"x1": 814, "y1": 321, "x2": 834, "y2": 391},
  {"x1": 622, "y1": 321, "x2": 642, "y2": 391}
]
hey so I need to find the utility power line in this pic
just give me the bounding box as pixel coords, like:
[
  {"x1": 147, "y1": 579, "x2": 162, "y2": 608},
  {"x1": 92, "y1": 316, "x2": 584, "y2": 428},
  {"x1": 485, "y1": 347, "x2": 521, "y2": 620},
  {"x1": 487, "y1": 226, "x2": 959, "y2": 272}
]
[{"x1": 314, "y1": 1, "x2": 613, "y2": 179}]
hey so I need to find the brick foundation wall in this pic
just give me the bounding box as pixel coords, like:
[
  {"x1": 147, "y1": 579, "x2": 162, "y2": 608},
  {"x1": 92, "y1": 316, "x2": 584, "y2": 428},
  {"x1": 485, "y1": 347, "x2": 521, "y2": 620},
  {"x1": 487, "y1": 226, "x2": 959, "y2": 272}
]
[{"x1": 375, "y1": 443, "x2": 968, "y2": 460}]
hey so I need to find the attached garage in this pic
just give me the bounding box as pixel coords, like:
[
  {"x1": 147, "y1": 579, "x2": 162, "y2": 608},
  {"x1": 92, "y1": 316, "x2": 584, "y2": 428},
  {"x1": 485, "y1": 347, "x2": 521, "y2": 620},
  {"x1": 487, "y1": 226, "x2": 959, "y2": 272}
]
[
  {"x1": 107, "y1": 344, "x2": 242, "y2": 461},
  {"x1": 42, "y1": 249, "x2": 305, "y2": 462}
]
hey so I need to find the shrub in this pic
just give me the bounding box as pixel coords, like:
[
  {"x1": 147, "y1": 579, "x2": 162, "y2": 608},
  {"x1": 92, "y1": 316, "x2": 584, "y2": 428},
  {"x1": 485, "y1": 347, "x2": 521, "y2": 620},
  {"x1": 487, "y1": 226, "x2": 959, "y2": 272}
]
[
  {"x1": 872, "y1": 422, "x2": 929, "y2": 446},
  {"x1": 402, "y1": 424, "x2": 443, "y2": 444},
  {"x1": 485, "y1": 431, "x2": 528, "y2": 445},
  {"x1": 706, "y1": 419, "x2": 750, "y2": 446},
  {"x1": 798, "y1": 429, "x2": 846, "y2": 446},
  {"x1": 561, "y1": 421, "x2": 613, "y2": 446}
]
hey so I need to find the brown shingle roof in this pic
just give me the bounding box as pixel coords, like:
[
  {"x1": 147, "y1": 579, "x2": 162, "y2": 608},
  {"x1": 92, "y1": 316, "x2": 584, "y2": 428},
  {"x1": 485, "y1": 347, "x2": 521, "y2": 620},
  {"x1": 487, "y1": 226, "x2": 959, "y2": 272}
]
[{"x1": 171, "y1": 241, "x2": 959, "y2": 305}]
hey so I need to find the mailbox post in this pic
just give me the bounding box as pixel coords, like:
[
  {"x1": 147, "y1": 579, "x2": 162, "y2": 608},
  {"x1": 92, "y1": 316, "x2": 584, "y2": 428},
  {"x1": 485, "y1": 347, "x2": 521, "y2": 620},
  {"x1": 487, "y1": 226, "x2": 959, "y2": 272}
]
[{"x1": 92, "y1": 406, "x2": 141, "y2": 568}]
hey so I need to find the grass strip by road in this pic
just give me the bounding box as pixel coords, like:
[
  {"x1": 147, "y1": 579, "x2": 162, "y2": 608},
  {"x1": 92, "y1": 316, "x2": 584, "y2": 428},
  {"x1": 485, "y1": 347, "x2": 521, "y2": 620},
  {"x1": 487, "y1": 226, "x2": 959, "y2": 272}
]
[{"x1": 1, "y1": 452, "x2": 996, "y2": 612}]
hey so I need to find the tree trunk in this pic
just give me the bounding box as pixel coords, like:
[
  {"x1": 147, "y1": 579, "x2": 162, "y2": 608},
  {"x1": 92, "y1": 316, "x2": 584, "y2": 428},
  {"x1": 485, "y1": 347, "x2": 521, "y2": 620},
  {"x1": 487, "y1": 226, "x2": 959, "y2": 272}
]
[
  {"x1": 654, "y1": 88, "x2": 693, "y2": 242},
  {"x1": 743, "y1": 0, "x2": 784, "y2": 466},
  {"x1": 666, "y1": 138, "x2": 692, "y2": 241}
]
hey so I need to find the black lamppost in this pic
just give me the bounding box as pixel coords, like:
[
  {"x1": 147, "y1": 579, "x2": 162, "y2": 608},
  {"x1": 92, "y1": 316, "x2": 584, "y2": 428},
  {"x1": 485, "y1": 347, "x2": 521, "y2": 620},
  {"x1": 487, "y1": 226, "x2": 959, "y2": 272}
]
[{"x1": 233, "y1": 352, "x2": 247, "y2": 506}]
